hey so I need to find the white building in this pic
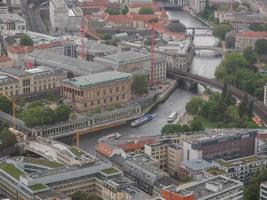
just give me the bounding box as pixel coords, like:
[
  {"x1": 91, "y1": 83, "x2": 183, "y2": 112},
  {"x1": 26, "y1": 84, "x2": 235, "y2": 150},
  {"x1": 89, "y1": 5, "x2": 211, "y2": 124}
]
[
  {"x1": 264, "y1": 83, "x2": 267, "y2": 106},
  {"x1": 0, "y1": 6, "x2": 26, "y2": 33},
  {"x1": 49, "y1": 0, "x2": 83, "y2": 33}
]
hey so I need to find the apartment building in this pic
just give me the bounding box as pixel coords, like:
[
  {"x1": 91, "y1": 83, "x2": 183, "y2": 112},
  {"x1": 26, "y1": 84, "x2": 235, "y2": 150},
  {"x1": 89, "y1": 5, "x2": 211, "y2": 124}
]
[
  {"x1": 260, "y1": 181, "x2": 267, "y2": 200},
  {"x1": 62, "y1": 71, "x2": 132, "y2": 112},
  {"x1": 167, "y1": 144, "x2": 183, "y2": 177},
  {"x1": 235, "y1": 31, "x2": 267, "y2": 51},
  {"x1": 231, "y1": 13, "x2": 267, "y2": 31},
  {"x1": 212, "y1": 155, "x2": 267, "y2": 183},
  {"x1": 161, "y1": 176, "x2": 243, "y2": 200},
  {"x1": 0, "y1": 66, "x2": 67, "y2": 101},
  {"x1": 183, "y1": 129, "x2": 257, "y2": 161},
  {"x1": 49, "y1": 0, "x2": 83, "y2": 32}
]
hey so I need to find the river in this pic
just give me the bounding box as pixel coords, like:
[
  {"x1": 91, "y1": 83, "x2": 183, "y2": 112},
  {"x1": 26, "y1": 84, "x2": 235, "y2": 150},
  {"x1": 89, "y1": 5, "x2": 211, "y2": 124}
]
[{"x1": 59, "y1": 10, "x2": 222, "y2": 153}]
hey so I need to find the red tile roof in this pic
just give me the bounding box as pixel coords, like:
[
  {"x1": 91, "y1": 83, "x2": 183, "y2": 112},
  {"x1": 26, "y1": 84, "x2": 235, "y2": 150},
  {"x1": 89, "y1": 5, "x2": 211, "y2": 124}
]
[
  {"x1": 132, "y1": 14, "x2": 158, "y2": 22},
  {"x1": 8, "y1": 45, "x2": 34, "y2": 54},
  {"x1": 237, "y1": 31, "x2": 267, "y2": 38},
  {"x1": 95, "y1": 142, "x2": 114, "y2": 157},
  {"x1": 0, "y1": 55, "x2": 11, "y2": 62},
  {"x1": 117, "y1": 138, "x2": 156, "y2": 152},
  {"x1": 105, "y1": 15, "x2": 131, "y2": 24}
]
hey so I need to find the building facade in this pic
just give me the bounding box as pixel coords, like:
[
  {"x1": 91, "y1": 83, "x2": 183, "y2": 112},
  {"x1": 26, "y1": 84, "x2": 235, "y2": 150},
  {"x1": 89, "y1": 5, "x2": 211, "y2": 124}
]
[
  {"x1": 62, "y1": 71, "x2": 132, "y2": 112},
  {"x1": 260, "y1": 181, "x2": 267, "y2": 200},
  {"x1": 235, "y1": 31, "x2": 267, "y2": 51},
  {"x1": 212, "y1": 155, "x2": 267, "y2": 183}
]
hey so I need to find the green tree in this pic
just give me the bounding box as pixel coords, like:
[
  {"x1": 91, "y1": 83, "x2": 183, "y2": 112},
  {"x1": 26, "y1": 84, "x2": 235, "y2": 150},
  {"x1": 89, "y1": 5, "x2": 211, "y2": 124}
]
[
  {"x1": 100, "y1": 33, "x2": 112, "y2": 40},
  {"x1": 213, "y1": 24, "x2": 232, "y2": 40},
  {"x1": 0, "y1": 121, "x2": 17, "y2": 151},
  {"x1": 161, "y1": 124, "x2": 190, "y2": 134},
  {"x1": 249, "y1": 23, "x2": 267, "y2": 31},
  {"x1": 255, "y1": 39, "x2": 267, "y2": 63},
  {"x1": 239, "y1": 94, "x2": 248, "y2": 117},
  {"x1": 223, "y1": 105, "x2": 240, "y2": 124},
  {"x1": 243, "y1": 47, "x2": 258, "y2": 65},
  {"x1": 190, "y1": 118, "x2": 204, "y2": 131},
  {"x1": 131, "y1": 74, "x2": 148, "y2": 94},
  {"x1": 185, "y1": 97, "x2": 204, "y2": 115},
  {"x1": 0, "y1": 96, "x2": 12, "y2": 114},
  {"x1": 55, "y1": 104, "x2": 71, "y2": 122},
  {"x1": 201, "y1": 0, "x2": 213, "y2": 20},
  {"x1": 19, "y1": 34, "x2": 34, "y2": 46},
  {"x1": 121, "y1": 5, "x2": 129, "y2": 15},
  {"x1": 105, "y1": 7, "x2": 120, "y2": 15},
  {"x1": 139, "y1": 7, "x2": 154, "y2": 15}
]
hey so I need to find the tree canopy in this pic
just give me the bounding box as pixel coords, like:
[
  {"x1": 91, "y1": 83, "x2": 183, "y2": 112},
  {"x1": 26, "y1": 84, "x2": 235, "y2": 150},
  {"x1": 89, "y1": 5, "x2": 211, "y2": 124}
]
[
  {"x1": 249, "y1": 23, "x2": 267, "y2": 31},
  {"x1": 255, "y1": 39, "x2": 267, "y2": 56},
  {"x1": 243, "y1": 47, "x2": 258, "y2": 65},
  {"x1": 20, "y1": 34, "x2": 34, "y2": 46},
  {"x1": 0, "y1": 121, "x2": 17, "y2": 151},
  {"x1": 213, "y1": 24, "x2": 232, "y2": 40},
  {"x1": 185, "y1": 97, "x2": 204, "y2": 115},
  {"x1": 131, "y1": 74, "x2": 148, "y2": 94},
  {"x1": 139, "y1": 7, "x2": 154, "y2": 15},
  {"x1": 0, "y1": 96, "x2": 12, "y2": 114},
  {"x1": 21, "y1": 104, "x2": 71, "y2": 127}
]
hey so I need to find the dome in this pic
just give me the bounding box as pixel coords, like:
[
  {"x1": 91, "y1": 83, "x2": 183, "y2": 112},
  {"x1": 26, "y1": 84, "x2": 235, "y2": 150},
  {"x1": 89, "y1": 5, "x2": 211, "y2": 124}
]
[{"x1": 165, "y1": 20, "x2": 186, "y2": 33}]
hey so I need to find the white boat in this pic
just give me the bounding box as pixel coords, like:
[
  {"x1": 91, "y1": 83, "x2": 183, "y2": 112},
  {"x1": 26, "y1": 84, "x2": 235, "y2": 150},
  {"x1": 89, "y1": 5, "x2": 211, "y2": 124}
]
[
  {"x1": 167, "y1": 112, "x2": 178, "y2": 122},
  {"x1": 98, "y1": 132, "x2": 121, "y2": 142}
]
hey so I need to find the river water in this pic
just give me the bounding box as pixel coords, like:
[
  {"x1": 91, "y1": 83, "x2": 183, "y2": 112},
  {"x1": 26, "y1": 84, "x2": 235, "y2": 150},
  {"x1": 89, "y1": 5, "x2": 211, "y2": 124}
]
[{"x1": 59, "y1": 10, "x2": 222, "y2": 153}]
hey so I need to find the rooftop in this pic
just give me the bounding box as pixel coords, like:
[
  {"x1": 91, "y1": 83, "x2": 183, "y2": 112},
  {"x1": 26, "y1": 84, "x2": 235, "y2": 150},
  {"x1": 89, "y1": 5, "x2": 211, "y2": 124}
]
[
  {"x1": 101, "y1": 167, "x2": 119, "y2": 175},
  {"x1": 24, "y1": 157, "x2": 64, "y2": 169},
  {"x1": 237, "y1": 31, "x2": 267, "y2": 38},
  {"x1": 63, "y1": 71, "x2": 131, "y2": 88},
  {"x1": 0, "y1": 162, "x2": 25, "y2": 180},
  {"x1": 214, "y1": 155, "x2": 265, "y2": 168},
  {"x1": 181, "y1": 159, "x2": 212, "y2": 171}
]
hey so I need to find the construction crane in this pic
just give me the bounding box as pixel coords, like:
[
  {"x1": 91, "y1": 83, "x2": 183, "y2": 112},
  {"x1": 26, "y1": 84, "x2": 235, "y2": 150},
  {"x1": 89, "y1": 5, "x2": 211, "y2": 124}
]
[
  {"x1": 0, "y1": 92, "x2": 16, "y2": 131},
  {"x1": 150, "y1": 22, "x2": 156, "y2": 87},
  {"x1": 73, "y1": 132, "x2": 80, "y2": 148}
]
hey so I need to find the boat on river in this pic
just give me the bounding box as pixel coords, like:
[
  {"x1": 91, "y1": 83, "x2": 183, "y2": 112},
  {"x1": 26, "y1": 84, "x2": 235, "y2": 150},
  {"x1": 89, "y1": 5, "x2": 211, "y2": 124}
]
[
  {"x1": 131, "y1": 114, "x2": 153, "y2": 127},
  {"x1": 167, "y1": 112, "x2": 178, "y2": 122},
  {"x1": 98, "y1": 132, "x2": 121, "y2": 142}
]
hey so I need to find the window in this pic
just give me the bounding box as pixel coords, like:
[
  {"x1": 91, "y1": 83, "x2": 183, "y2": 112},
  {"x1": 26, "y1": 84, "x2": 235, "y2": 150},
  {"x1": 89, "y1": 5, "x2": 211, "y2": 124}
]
[
  {"x1": 97, "y1": 91, "x2": 100, "y2": 96},
  {"x1": 23, "y1": 79, "x2": 30, "y2": 86}
]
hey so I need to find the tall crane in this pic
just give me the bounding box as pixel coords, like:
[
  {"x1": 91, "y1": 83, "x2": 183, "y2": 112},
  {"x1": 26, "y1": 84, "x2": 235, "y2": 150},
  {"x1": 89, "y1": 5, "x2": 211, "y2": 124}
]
[
  {"x1": 0, "y1": 92, "x2": 16, "y2": 131},
  {"x1": 73, "y1": 132, "x2": 80, "y2": 148}
]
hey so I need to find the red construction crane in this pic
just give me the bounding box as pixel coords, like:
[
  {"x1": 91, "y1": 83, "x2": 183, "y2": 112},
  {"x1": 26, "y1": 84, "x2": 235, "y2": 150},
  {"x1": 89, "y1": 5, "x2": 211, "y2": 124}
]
[
  {"x1": 80, "y1": 25, "x2": 86, "y2": 60},
  {"x1": 150, "y1": 23, "x2": 156, "y2": 87}
]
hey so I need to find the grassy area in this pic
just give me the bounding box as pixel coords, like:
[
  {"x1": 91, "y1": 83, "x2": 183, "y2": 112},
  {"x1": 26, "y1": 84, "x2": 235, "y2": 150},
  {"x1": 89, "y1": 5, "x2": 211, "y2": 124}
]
[
  {"x1": 101, "y1": 167, "x2": 119, "y2": 175},
  {"x1": 0, "y1": 163, "x2": 25, "y2": 180},
  {"x1": 216, "y1": 156, "x2": 262, "y2": 168},
  {"x1": 196, "y1": 116, "x2": 221, "y2": 128},
  {"x1": 206, "y1": 167, "x2": 225, "y2": 176},
  {"x1": 69, "y1": 146, "x2": 84, "y2": 157},
  {"x1": 24, "y1": 158, "x2": 63, "y2": 168},
  {"x1": 29, "y1": 183, "x2": 48, "y2": 191}
]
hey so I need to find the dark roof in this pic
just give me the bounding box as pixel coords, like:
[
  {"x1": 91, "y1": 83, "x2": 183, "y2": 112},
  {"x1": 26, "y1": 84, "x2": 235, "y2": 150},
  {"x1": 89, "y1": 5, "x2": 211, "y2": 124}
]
[{"x1": 165, "y1": 20, "x2": 186, "y2": 33}]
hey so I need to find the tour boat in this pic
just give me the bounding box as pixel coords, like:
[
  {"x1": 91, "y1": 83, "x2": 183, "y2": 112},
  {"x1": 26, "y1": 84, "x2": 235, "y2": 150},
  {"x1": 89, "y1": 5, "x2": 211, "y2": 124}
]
[
  {"x1": 131, "y1": 114, "x2": 153, "y2": 127},
  {"x1": 167, "y1": 112, "x2": 178, "y2": 122},
  {"x1": 98, "y1": 132, "x2": 121, "y2": 142}
]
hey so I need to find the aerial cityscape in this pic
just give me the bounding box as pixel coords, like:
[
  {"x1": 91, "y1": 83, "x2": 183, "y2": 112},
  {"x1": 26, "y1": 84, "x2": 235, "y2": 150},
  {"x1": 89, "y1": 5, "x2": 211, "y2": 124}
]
[{"x1": 0, "y1": 0, "x2": 266, "y2": 199}]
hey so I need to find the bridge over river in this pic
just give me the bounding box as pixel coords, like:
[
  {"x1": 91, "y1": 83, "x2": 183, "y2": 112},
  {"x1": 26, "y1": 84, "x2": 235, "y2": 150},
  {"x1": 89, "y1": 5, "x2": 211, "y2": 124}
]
[{"x1": 167, "y1": 70, "x2": 267, "y2": 125}]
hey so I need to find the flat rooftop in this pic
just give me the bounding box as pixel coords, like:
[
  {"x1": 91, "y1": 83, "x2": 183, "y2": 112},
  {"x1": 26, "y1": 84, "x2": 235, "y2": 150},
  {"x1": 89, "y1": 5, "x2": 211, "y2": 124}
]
[
  {"x1": 63, "y1": 71, "x2": 131, "y2": 88},
  {"x1": 214, "y1": 155, "x2": 265, "y2": 168},
  {"x1": 181, "y1": 159, "x2": 212, "y2": 171}
]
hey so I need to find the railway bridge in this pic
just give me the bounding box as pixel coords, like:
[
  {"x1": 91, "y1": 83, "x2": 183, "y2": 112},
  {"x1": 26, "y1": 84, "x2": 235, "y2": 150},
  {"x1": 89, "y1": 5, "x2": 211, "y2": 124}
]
[{"x1": 167, "y1": 70, "x2": 267, "y2": 125}]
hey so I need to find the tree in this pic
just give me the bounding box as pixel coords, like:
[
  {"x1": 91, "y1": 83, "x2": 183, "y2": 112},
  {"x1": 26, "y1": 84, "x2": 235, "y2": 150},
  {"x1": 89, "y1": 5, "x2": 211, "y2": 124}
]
[
  {"x1": 243, "y1": 47, "x2": 258, "y2": 65},
  {"x1": 186, "y1": 97, "x2": 204, "y2": 115},
  {"x1": 131, "y1": 74, "x2": 148, "y2": 94},
  {"x1": 213, "y1": 24, "x2": 232, "y2": 40},
  {"x1": 201, "y1": 0, "x2": 213, "y2": 20},
  {"x1": 190, "y1": 118, "x2": 204, "y2": 131},
  {"x1": 100, "y1": 33, "x2": 112, "y2": 40},
  {"x1": 0, "y1": 121, "x2": 17, "y2": 151},
  {"x1": 239, "y1": 95, "x2": 248, "y2": 117},
  {"x1": 55, "y1": 104, "x2": 71, "y2": 122},
  {"x1": 0, "y1": 96, "x2": 12, "y2": 114},
  {"x1": 105, "y1": 7, "x2": 120, "y2": 15},
  {"x1": 161, "y1": 124, "x2": 190, "y2": 134},
  {"x1": 19, "y1": 34, "x2": 34, "y2": 46},
  {"x1": 249, "y1": 23, "x2": 267, "y2": 31},
  {"x1": 255, "y1": 39, "x2": 267, "y2": 59},
  {"x1": 139, "y1": 7, "x2": 154, "y2": 15},
  {"x1": 121, "y1": 5, "x2": 129, "y2": 15}
]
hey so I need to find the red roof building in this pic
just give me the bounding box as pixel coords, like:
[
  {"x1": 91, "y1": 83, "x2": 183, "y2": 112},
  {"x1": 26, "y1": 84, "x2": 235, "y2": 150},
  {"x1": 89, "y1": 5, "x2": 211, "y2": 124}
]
[{"x1": 235, "y1": 31, "x2": 267, "y2": 50}]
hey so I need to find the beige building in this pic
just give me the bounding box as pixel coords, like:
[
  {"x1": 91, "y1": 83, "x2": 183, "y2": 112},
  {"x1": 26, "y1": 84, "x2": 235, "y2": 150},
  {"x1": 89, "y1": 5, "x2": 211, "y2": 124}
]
[
  {"x1": 0, "y1": 66, "x2": 67, "y2": 101},
  {"x1": 62, "y1": 71, "x2": 132, "y2": 113},
  {"x1": 167, "y1": 144, "x2": 183, "y2": 177},
  {"x1": 235, "y1": 31, "x2": 267, "y2": 51}
]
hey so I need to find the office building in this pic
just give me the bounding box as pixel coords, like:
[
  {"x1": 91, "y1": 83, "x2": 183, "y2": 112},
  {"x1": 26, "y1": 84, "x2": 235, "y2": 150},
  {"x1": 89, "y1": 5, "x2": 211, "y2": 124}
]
[
  {"x1": 231, "y1": 13, "x2": 267, "y2": 31},
  {"x1": 167, "y1": 144, "x2": 183, "y2": 177},
  {"x1": 183, "y1": 129, "x2": 257, "y2": 161},
  {"x1": 180, "y1": 159, "x2": 212, "y2": 181},
  {"x1": 212, "y1": 155, "x2": 267, "y2": 183},
  {"x1": 62, "y1": 71, "x2": 132, "y2": 112},
  {"x1": 49, "y1": 0, "x2": 83, "y2": 32},
  {"x1": 161, "y1": 176, "x2": 243, "y2": 200}
]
